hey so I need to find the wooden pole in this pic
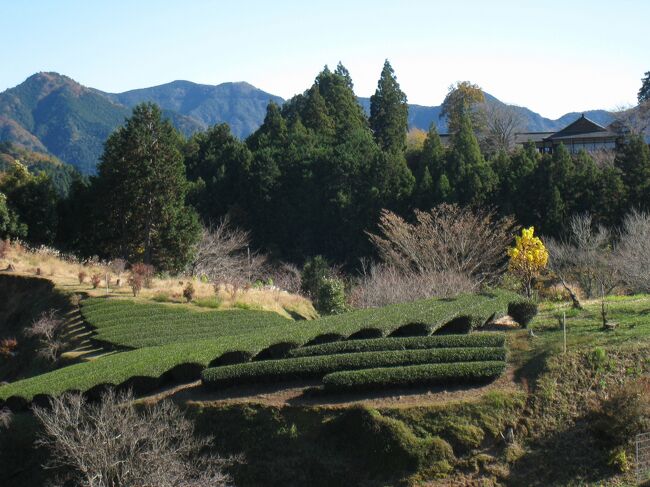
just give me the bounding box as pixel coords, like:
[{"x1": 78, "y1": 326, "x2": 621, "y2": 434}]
[{"x1": 563, "y1": 311, "x2": 567, "y2": 354}]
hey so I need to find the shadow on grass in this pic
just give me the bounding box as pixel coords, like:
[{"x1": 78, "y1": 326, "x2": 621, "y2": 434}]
[{"x1": 508, "y1": 418, "x2": 615, "y2": 487}]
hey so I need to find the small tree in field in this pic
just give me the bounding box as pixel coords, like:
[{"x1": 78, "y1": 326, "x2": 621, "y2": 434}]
[
  {"x1": 32, "y1": 389, "x2": 235, "y2": 487},
  {"x1": 508, "y1": 227, "x2": 548, "y2": 298}
]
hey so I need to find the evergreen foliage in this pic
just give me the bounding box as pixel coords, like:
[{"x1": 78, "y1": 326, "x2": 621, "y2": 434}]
[
  {"x1": 370, "y1": 60, "x2": 409, "y2": 153},
  {"x1": 92, "y1": 103, "x2": 200, "y2": 272}
]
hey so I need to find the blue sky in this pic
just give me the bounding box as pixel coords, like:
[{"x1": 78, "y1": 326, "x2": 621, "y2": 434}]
[{"x1": 1, "y1": 0, "x2": 647, "y2": 118}]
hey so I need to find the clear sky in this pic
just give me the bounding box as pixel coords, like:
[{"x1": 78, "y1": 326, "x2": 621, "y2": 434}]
[{"x1": 1, "y1": 0, "x2": 647, "y2": 119}]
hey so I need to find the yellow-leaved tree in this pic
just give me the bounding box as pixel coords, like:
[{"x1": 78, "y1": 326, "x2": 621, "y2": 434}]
[{"x1": 507, "y1": 227, "x2": 548, "y2": 298}]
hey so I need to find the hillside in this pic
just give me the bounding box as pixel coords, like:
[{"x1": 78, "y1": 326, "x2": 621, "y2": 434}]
[
  {"x1": 0, "y1": 141, "x2": 79, "y2": 196},
  {"x1": 99, "y1": 80, "x2": 284, "y2": 139},
  {"x1": 1, "y1": 255, "x2": 649, "y2": 485},
  {"x1": 0, "y1": 72, "x2": 616, "y2": 176}
]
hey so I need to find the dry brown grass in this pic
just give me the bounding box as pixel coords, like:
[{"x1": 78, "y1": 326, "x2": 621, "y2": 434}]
[{"x1": 0, "y1": 241, "x2": 316, "y2": 320}]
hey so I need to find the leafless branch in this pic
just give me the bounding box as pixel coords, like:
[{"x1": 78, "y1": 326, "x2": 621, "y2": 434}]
[
  {"x1": 368, "y1": 204, "x2": 517, "y2": 285},
  {"x1": 32, "y1": 389, "x2": 237, "y2": 487}
]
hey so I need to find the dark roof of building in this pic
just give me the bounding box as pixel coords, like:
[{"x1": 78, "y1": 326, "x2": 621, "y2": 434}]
[
  {"x1": 514, "y1": 114, "x2": 619, "y2": 145},
  {"x1": 546, "y1": 114, "x2": 613, "y2": 140},
  {"x1": 515, "y1": 132, "x2": 555, "y2": 144}
]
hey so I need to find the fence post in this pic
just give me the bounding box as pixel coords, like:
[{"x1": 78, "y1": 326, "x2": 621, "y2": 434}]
[{"x1": 563, "y1": 311, "x2": 566, "y2": 354}]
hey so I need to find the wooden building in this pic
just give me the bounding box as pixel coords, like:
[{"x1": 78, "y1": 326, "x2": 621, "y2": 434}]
[{"x1": 515, "y1": 115, "x2": 620, "y2": 154}]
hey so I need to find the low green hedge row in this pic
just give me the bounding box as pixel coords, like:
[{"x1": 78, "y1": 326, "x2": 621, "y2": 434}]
[
  {"x1": 202, "y1": 347, "x2": 506, "y2": 388},
  {"x1": 322, "y1": 361, "x2": 506, "y2": 392},
  {"x1": 288, "y1": 333, "x2": 505, "y2": 358}
]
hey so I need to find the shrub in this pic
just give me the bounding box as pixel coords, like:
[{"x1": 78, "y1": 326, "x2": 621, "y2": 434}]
[
  {"x1": 316, "y1": 277, "x2": 347, "y2": 315},
  {"x1": 90, "y1": 273, "x2": 101, "y2": 289},
  {"x1": 183, "y1": 282, "x2": 195, "y2": 303},
  {"x1": 590, "y1": 378, "x2": 650, "y2": 447},
  {"x1": 300, "y1": 255, "x2": 331, "y2": 297},
  {"x1": 128, "y1": 273, "x2": 144, "y2": 297},
  {"x1": 77, "y1": 271, "x2": 87, "y2": 284},
  {"x1": 131, "y1": 263, "x2": 154, "y2": 288},
  {"x1": 202, "y1": 348, "x2": 506, "y2": 388},
  {"x1": 289, "y1": 334, "x2": 505, "y2": 358},
  {"x1": 0, "y1": 337, "x2": 18, "y2": 359},
  {"x1": 507, "y1": 301, "x2": 538, "y2": 327},
  {"x1": 322, "y1": 361, "x2": 506, "y2": 392}
]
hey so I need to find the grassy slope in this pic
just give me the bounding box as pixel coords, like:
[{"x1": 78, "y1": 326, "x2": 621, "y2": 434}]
[
  {"x1": 505, "y1": 295, "x2": 650, "y2": 487},
  {"x1": 0, "y1": 290, "x2": 519, "y2": 402}
]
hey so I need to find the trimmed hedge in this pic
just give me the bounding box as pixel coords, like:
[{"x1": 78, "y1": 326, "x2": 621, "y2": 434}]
[
  {"x1": 322, "y1": 361, "x2": 506, "y2": 392},
  {"x1": 508, "y1": 301, "x2": 538, "y2": 327},
  {"x1": 202, "y1": 347, "x2": 506, "y2": 388},
  {"x1": 289, "y1": 334, "x2": 505, "y2": 358}
]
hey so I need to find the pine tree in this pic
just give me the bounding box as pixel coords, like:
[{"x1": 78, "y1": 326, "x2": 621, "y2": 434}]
[
  {"x1": 369, "y1": 60, "x2": 409, "y2": 153},
  {"x1": 95, "y1": 103, "x2": 200, "y2": 272}
]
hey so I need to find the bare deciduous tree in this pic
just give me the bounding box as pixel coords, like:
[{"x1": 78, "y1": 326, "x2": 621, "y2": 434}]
[
  {"x1": 611, "y1": 101, "x2": 650, "y2": 136},
  {"x1": 546, "y1": 214, "x2": 618, "y2": 304},
  {"x1": 482, "y1": 102, "x2": 525, "y2": 153},
  {"x1": 32, "y1": 389, "x2": 236, "y2": 487},
  {"x1": 0, "y1": 408, "x2": 12, "y2": 429},
  {"x1": 24, "y1": 309, "x2": 66, "y2": 362},
  {"x1": 368, "y1": 204, "x2": 517, "y2": 286},
  {"x1": 190, "y1": 217, "x2": 266, "y2": 286},
  {"x1": 615, "y1": 209, "x2": 650, "y2": 293},
  {"x1": 349, "y1": 262, "x2": 477, "y2": 308}
]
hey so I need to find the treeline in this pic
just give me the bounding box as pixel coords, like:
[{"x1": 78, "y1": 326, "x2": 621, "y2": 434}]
[{"x1": 1, "y1": 62, "x2": 649, "y2": 272}]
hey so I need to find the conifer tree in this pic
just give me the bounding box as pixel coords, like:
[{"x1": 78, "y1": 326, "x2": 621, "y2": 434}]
[
  {"x1": 95, "y1": 103, "x2": 200, "y2": 272},
  {"x1": 369, "y1": 60, "x2": 409, "y2": 153},
  {"x1": 447, "y1": 111, "x2": 495, "y2": 205},
  {"x1": 615, "y1": 135, "x2": 650, "y2": 209}
]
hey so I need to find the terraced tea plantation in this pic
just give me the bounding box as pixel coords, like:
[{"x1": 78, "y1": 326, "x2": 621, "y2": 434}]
[
  {"x1": 0, "y1": 289, "x2": 521, "y2": 408},
  {"x1": 202, "y1": 334, "x2": 507, "y2": 391}
]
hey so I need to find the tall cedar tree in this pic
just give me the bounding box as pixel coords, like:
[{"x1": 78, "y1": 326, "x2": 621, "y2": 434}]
[
  {"x1": 243, "y1": 65, "x2": 413, "y2": 262},
  {"x1": 615, "y1": 135, "x2": 650, "y2": 210},
  {"x1": 95, "y1": 103, "x2": 200, "y2": 272},
  {"x1": 447, "y1": 111, "x2": 496, "y2": 205},
  {"x1": 414, "y1": 125, "x2": 446, "y2": 208},
  {"x1": 370, "y1": 60, "x2": 409, "y2": 153}
]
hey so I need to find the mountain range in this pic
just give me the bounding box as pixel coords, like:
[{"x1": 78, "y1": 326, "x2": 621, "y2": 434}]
[{"x1": 0, "y1": 72, "x2": 614, "y2": 175}]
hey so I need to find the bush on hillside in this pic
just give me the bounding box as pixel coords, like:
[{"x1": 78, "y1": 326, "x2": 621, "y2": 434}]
[
  {"x1": 128, "y1": 273, "x2": 143, "y2": 297},
  {"x1": 77, "y1": 271, "x2": 87, "y2": 284},
  {"x1": 590, "y1": 378, "x2": 650, "y2": 447},
  {"x1": 90, "y1": 273, "x2": 101, "y2": 289},
  {"x1": 131, "y1": 263, "x2": 154, "y2": 288},
  {"x1": 507, "y1": 301, "x2": 538, "y2": 327},
  {"x1": 183, "y1": 282, "x2": 195, "y2": 303},
  {"x1": 300, "y1": 255, "x2": 331, "y2": 297},
  {"x1": 316, "y1": 277, "x2": 347, "y2": 315}
]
